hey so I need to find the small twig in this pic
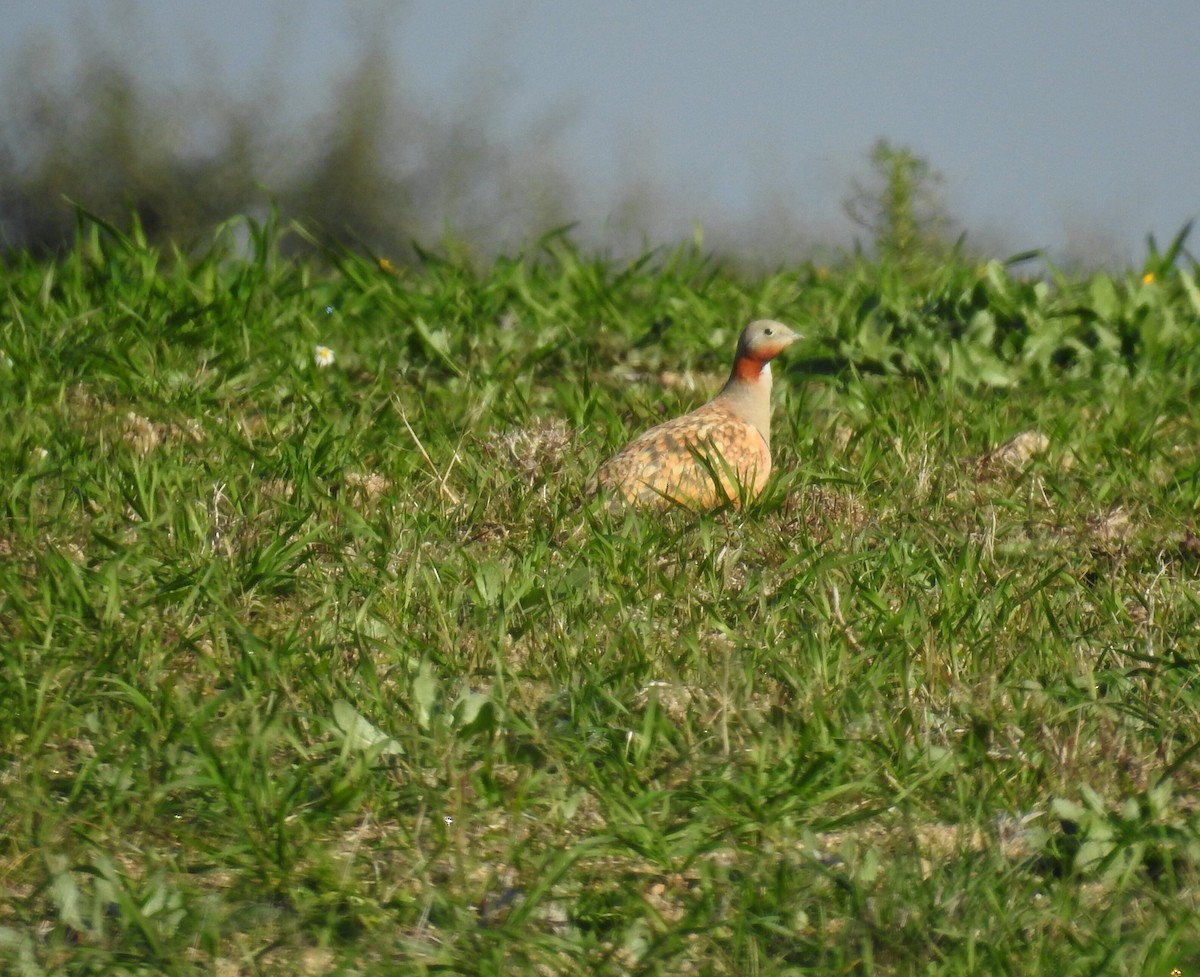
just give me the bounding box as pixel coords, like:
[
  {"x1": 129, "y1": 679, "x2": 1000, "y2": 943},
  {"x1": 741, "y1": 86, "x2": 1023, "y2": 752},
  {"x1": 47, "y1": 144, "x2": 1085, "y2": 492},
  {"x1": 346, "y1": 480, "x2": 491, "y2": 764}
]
[
  {"x1": 208, "y1": 480, "x2": 227, "y2": 553},
  {"x1": 1142, "y1": 553, "x2": 1170, "y2": 657},
  {"x1": 393, "y1": 398, "x2": 461, "y2": 505},
  {"x1": 831, "y1": 583, "x2": 863, "y2": 652}
]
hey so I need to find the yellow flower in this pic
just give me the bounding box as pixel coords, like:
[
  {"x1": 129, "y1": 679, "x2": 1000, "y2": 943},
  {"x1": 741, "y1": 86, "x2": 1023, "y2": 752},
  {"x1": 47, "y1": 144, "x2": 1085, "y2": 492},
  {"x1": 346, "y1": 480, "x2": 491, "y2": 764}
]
[
  {"x1": 1142, "y1": 271, "x2": 1156, "y2": 285},
  {"x1": 379, "y1": 257, "x2": 396, "y2": 273},
  {"x1": 314, "y1": 345, "x2": 335, "y2": 368}
]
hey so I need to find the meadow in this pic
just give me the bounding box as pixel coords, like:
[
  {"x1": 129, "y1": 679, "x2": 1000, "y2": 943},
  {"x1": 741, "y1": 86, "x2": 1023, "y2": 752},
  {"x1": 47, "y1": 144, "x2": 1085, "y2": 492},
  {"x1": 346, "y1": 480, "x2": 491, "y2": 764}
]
[{"x1": 2, "y1": 214, "x2": 1200, "y2": 975}]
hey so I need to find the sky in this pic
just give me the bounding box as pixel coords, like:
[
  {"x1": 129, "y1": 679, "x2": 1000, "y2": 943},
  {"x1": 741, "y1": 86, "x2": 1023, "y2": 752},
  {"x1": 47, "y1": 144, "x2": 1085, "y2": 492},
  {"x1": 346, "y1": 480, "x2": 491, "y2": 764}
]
[{"x1": 4, "y1": 0, "x2": 1199, "y2": 264}]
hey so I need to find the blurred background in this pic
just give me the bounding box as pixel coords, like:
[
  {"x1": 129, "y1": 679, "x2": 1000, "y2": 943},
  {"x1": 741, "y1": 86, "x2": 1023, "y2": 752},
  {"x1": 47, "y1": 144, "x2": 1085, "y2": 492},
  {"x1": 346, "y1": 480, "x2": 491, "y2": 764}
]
[{"x1": 2, "y1": 0, "x2": 1198, "y2": 266}]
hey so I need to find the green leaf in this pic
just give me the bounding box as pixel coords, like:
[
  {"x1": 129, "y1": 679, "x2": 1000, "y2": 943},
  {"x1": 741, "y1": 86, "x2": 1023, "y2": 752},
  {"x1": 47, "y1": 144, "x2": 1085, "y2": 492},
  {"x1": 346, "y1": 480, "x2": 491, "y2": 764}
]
[
  {"x1": 411, "y1": 315, "x2": 464, "y2": 376},
  {"x1": 454, "y1": 691, "x2": 494, "y2": 736},
  {"x1": 473, "y1": 559, "x2": 506, "y2": 605},
  {"x1": 47, "y1": 856, "x2": 88, "y2": 934},
  {"x1": 1179, "y1": 269, "x2": 1200, "y2": 317},
  {"x1": 985, "y1": 260, "x2": 1011, "y2": 302},
  {"x1": 332, "y1": 700, "x2": 404, "y2": 756},
  {"x1": 1088, "y1": 273, "x2": 1120, "y2": 322},
  {"x1": 1051, "y1": 797, "x2": 1087, "y2": 823},
  {"x1": 413, "y1": 659, "x2": 439, "y2": 730}
]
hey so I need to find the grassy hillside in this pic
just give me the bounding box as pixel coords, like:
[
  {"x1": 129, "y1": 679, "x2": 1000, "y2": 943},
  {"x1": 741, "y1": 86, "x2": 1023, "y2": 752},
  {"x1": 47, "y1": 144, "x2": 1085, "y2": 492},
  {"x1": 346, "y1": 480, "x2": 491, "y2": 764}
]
[{"x1": 3, "y1": 215, "x2": 1200, "y2": 975}]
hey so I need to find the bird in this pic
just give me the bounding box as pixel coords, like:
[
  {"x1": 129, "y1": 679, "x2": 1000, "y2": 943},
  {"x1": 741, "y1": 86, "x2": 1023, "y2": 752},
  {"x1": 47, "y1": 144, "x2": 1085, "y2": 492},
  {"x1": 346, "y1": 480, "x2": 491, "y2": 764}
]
[{"x1": 588, "y1": 318, "x2": 799, "y2": 509}]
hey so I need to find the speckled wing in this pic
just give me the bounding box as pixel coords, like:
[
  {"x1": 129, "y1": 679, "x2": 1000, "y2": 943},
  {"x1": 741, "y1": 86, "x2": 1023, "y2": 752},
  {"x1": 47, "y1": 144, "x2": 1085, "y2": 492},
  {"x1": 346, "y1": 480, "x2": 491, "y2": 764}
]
[{"x1": 591, "y1": 400, "x2": 771, "y2": 509}]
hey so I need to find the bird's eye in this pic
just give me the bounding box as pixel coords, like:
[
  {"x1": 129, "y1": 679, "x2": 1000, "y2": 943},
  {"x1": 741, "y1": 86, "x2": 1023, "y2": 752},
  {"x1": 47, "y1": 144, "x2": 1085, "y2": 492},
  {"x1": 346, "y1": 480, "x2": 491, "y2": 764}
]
[{"x1": 764, "y1": 327, "x2": 774, "y2": 336}]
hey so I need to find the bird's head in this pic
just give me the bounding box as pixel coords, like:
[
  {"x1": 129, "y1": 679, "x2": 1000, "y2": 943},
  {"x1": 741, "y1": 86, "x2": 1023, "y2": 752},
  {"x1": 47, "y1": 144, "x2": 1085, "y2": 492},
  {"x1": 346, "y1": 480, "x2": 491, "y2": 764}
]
[{"x1": 733, "y1": 319, "x2": 799, "y2": 379}]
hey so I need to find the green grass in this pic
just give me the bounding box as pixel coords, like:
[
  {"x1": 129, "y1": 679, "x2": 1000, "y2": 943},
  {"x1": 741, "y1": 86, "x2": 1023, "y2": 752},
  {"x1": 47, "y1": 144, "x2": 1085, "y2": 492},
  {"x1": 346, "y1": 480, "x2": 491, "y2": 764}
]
[{"x1": 3, "y1": 214, "x2": 1200, "y2": 975}]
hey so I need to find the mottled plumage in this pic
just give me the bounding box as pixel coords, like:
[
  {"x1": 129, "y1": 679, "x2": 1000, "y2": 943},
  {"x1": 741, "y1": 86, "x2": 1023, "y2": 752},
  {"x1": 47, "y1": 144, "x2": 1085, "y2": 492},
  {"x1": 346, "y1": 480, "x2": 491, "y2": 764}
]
[{"x1": 589, "y1": 319, "x2": 798, "y2": 509}]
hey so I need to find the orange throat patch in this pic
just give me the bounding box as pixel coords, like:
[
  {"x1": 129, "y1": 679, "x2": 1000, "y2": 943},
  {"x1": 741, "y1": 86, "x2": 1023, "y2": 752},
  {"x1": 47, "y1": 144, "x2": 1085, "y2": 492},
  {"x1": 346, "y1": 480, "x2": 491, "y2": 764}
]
[{"x1": 733, "y1": 356, "x2": 772, "y2": 382}]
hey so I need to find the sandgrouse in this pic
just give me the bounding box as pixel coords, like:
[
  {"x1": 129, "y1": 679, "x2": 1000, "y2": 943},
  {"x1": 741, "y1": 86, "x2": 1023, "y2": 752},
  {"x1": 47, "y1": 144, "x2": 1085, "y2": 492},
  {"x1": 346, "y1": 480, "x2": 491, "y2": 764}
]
[{"x1": 588, "y1": 319, "x2": 798, "y2": 509}]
